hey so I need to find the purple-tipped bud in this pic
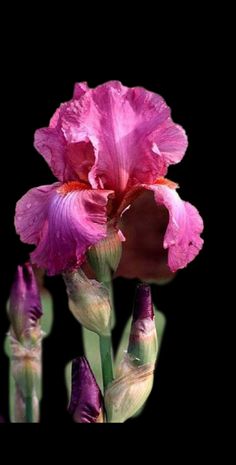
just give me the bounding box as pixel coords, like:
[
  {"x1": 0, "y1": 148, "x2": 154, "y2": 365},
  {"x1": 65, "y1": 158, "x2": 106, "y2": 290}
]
[
  {"x1": 68, "y1": 357, "x2": 104, "y2": 423},
  {"x1": 132, "y1": 284, "x2": 154, "y2": 321},
  {"x1": 127, "y1": 283, "x2": 157, "y2": 366},
  {"x1": 8, "y1": 263, "x2": 42, "y2": 343}
]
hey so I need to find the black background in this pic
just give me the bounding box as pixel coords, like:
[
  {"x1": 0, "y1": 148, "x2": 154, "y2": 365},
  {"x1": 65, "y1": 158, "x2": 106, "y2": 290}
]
[{"x1": 0, "y1": 28, "x2": 216, "y2": 434}]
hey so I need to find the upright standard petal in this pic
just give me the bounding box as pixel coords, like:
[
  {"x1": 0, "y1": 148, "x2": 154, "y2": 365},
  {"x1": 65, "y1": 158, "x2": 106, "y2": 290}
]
[
  {"x1": 59, "y1": 81, "x2": 187, "y2": 192},
  {"x1": 15, "y1": 183, "x2": 113, "y2": 275},
  {"x1": 34, "y1": 82, "x2": 94, "y2": 183},
  {"x1": 34, "y1": 81, "x2": 187, "y2": 192},
  {"x1": 146, "y1": 184, "x2": 204, "y2": 272}
]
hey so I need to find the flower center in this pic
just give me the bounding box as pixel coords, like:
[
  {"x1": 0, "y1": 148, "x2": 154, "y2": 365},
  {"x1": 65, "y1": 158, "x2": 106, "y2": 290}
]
[{"x1": 57, "y1": 181, "x2": 89, "y2": 195}]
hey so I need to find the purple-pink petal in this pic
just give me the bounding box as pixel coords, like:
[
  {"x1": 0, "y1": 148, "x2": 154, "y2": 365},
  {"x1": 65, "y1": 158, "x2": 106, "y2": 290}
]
[
  {"x1": 34, "y1": 81, "x2": 187, "y2": 193},
  {"x1": 68, "y1": 357, "x2": 103, "y2": 423},
  {"x1": 65, "y1": 81, "x2": 188, "y2": 192},
  {"x1": 146, "y1": 184, "x2": 204, "y2": 272},
  {"x1": 73, "y1": 82, "x2": 89, "y2": 99},
  {"x1": 34, "y1": 82, "x2": 93, "y2": 183},
  {"x1": 8, "y1": 263, "x2": 42, "y2": 341},
  {"x1": 15, "y1": 183, "x2": 113, "y2": 275}
]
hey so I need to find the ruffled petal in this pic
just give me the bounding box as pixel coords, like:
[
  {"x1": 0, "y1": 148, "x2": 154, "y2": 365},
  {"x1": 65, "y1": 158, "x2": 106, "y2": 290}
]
[
  {"x1": 34, "y1": 82, "x2": 94, "y2": 183},
  {"x1": 146, "y1": 184, "x2": 204, "y2": 271},
  {"x1": 73, "y1": 82, "x2": 89, "y2": 99},
  {"x1": 15, "y1": 183, "x2": 113, "y2": 275},
  {"x1": 59, "y1": 81, "x2": 187, "y2": 192},
  {"x1": 34, "y1": 81, "x2": 187, "y2": 191},
  {"x1": 116, "y1": 183, "x2": 203, "y2": 279}
]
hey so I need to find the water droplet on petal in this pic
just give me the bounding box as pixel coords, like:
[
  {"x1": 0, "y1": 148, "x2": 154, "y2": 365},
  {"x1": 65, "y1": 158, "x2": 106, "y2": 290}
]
[{"x1": 26, "y1": 203, "x2": 32, "y2": 209}]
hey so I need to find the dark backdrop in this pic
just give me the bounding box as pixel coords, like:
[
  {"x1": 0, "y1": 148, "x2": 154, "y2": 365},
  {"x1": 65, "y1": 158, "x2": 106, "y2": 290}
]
[{"x1": 0, "y1": 48, "x2": 213, "y2": 428}]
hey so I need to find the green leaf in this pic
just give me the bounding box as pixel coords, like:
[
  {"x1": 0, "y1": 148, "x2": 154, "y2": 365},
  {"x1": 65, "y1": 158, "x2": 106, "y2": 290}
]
[{"x1": 40, "y1": 290, "x2": 54, "y2": 337}]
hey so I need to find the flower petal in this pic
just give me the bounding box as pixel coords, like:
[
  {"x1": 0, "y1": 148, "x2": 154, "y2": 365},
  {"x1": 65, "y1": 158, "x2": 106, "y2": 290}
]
[
  {"x1": 34, "y1": 82, "x2": 94, "y2": 183},
  {"x1": 146, "y1": 184, "x2": 204, "y2": 272},
  {"x1": 116, "y1": 184, "x2": 203, "y2": 279},
  {"x1": 73, "y1": 82, "x2": 89, "y2": 99},
  {"x1": 59, "y1": 81, "x2": 187, "y2": 192},
  {"x1": 116, "y1": 190, "x2": 173, "y2": 282},
  {"x1": 15, "y1": 183, "x2": 113, "y2": 275}
]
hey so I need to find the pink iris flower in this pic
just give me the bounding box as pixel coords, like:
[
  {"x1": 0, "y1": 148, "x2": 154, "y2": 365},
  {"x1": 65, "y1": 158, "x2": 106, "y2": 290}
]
[{"x1": 15, "y1": 81, "x2": 203, "y2": 277}]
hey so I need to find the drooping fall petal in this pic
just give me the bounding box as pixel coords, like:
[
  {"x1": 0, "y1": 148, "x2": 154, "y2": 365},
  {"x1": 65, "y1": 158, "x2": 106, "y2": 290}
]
[
  {"x1": 15, "y1": 183, "x2": 113, "y2": 275},
  {"x1": 146, "y1": 184, "x2": 204, "y2": 272}
]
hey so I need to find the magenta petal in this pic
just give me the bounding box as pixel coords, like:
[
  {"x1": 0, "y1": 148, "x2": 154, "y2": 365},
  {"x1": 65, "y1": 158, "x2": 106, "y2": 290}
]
[
  {"x1": 34, "y1": 127, "x2": 74, "y2": 182},
  {"x1": 68, "y1": 357, "x2": 103, "y2": 423},
  {"x1": 34, "y1": 81, "x2": 187, "y2": 191},
  {"x1": 73, "y1": 82, "x2": 89, "y2": 99},
  {"x1": 147, "y1": 184, "x2": 204, "y2": 272},
  {"x1": 15, "y1": 183, "x2": 113, "y2": 275},
  {"x1": 34, "y1": 82, "x2": 94, "y2": 183},
  {"x1": 62, "y1": 80, "x2": 187, "y2": 192}
]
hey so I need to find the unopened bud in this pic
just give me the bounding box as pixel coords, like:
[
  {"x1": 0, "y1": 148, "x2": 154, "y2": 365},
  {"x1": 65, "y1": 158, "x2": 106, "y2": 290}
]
[
  {"x1": 64, "y1": 269, "x2": 112, "y2": 336},
  {"x1": 127, "y1": 283, "x2": 158, "y2": 367},
  {"x1": 68, "y1": 357, "x2": 104, "y2": 423},
  {"x1": 8, "y1": 263, "x2": 42, "y2": 344},
  {"x1": 87, "y1": 228, "x2": 124, "y2": 282},
  {"x1": 108, "y1": 284, "x2": 158, "y2": 422}
]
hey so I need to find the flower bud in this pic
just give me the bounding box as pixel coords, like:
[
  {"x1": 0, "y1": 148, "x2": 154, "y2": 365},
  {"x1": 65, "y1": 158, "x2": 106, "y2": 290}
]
[
  {"x1": 8, "y1": 263, "x2": 42, "y2": 344},
  {"x1": 64, "y1": 269, "x2": 112, "y2": 336},
  {"x1": 68, "y1": 357, "x2": 104, "y2": 423},
  {"x1": 106, "y1": 284, "x2": 158, "y2": 422},
  {"x1": 105, "y1": 359, "x2": 154, "y2": 422},
  {"x1": 87, "y1": 227, "x2": 124, "y2": 282},
  {"x1": 127, "y1": 283, "x2": 158, "y2": 366}
]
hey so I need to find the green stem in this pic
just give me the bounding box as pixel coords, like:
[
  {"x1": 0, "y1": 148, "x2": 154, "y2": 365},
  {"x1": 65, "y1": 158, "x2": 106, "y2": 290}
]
[
  {"x1": 99, "y1": 335, "x2": 114, "y2": 393},
  {"x1": 104, "y1": 279, "x2": 116, "y2": 329},
  {"x1": 25, "y1": 396, "x2": 33, "y2": 423}
]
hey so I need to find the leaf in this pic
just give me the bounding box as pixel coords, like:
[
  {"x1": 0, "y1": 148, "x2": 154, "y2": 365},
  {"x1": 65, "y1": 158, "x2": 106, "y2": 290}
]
[{"x1": 40, "y1": 289, "x2": 54, "y2": 337}]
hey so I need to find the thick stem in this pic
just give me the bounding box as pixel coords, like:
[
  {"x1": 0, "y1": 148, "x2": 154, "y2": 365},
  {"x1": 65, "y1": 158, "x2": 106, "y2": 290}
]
[
  {"x1": 99, "y1": 335, "x2": 114, "y2": 393},
  {"x1": 25, "y1": 396, "x2": 33, "y2": 423}
]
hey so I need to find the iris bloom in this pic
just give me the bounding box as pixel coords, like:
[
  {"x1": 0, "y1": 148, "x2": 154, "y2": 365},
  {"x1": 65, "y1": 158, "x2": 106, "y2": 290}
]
[{"x1": 15, "y1": 81, "x2": 203, "y2": 276}]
